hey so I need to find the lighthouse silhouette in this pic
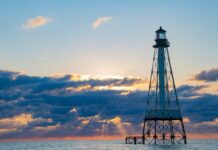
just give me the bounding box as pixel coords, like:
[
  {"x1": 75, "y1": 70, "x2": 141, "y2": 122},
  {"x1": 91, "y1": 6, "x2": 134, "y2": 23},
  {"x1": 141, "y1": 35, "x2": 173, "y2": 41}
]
[{"x1": 126, "y1": 27, "x2": 187, "y2": 145}]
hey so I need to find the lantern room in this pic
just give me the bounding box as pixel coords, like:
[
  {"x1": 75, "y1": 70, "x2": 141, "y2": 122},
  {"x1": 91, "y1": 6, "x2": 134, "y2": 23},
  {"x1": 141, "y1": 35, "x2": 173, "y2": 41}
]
[
  {"x1": 153, "y1": 26, "x2": 170, "y2": 48},
  {"x1": 156, "y1": 26, "x2": 166, "y2": 39}
]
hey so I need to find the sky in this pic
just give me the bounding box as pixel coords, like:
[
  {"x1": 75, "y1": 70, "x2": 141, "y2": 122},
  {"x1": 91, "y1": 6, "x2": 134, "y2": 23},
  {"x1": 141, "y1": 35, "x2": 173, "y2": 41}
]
[{"x1": 0, "y1": 0, "x2": 218, "y2": 141}]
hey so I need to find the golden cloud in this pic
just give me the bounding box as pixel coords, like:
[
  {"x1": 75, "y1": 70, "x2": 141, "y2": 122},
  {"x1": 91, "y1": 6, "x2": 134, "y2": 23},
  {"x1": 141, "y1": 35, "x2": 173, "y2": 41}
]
[
  {"x1": 98, "y1": 116, "x2": 132, "y2": 136},
  {"x1": 81, "y1": 120, "x2": 90, "y2": 125},
  {"x1": 0, "y1": 113, "x2": 52, "y2": 134},
  {"x1": 78, "y1": 115, "x2": 98, "y2": 127},
  {"x1": 183, "y1": 117, "x2": 190, "y2": 123},
  {"x1": 58, "y1": 74, "x2": 148, "y2": 93},
  {"x1": 0, "y1": 128, "x2": 17, "y2": 134},
  {"x1": 66, "y1": 84, "x2": 91, "y2": 92},
  {"x1": 0, "y1": 113, "x2": 35, "y2": 126},
  {"x1": 22, "y1": 16, "x2": 52, "y2": 29},
  {"x1": 32, "y1": 124, "x2": 60, "y2": 131}
]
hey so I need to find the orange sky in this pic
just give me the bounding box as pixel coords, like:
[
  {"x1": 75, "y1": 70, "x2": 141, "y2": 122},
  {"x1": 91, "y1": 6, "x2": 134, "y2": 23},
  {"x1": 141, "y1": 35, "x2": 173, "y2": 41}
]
[{"x1": 1, "y1": 134, "x2": 218, "y2": 143}]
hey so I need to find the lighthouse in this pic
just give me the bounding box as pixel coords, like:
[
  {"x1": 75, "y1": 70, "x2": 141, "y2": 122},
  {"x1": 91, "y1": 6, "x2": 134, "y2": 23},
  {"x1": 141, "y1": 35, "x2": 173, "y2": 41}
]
[{"x1": 126, "y1": 27, "x2": 187, "y2": 145}]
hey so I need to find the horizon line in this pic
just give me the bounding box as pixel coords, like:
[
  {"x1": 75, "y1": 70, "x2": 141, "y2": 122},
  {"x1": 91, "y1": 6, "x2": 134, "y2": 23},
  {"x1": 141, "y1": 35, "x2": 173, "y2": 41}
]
[{"x1": 1, "y1": 134, "x2": 218, "y2": 143}]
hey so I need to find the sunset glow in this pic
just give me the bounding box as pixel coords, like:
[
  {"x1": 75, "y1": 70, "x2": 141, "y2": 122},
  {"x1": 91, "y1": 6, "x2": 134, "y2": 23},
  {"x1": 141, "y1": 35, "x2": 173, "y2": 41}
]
[{"x1": 0, "y1": 0, "x2": 217, "y2": 142}]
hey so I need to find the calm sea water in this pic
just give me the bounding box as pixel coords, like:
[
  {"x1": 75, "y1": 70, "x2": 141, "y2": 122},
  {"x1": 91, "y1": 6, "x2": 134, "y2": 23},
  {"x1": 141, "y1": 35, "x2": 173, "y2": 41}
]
[{"x1": 0, "y1": 140, "x2": 217, "y2": 150}]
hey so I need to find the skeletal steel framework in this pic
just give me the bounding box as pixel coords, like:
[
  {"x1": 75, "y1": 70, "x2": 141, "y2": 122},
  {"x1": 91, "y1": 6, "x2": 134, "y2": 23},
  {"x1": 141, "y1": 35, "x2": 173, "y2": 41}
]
[{"x1": 126, "y1": 27, "x2": 187, "y2": 145}]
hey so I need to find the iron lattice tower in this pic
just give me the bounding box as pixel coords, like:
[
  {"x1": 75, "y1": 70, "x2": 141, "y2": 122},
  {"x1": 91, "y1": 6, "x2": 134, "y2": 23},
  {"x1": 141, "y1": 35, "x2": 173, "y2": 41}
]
[{"x1": 142, "y1": 27, "x2": 187, "y2": 144}]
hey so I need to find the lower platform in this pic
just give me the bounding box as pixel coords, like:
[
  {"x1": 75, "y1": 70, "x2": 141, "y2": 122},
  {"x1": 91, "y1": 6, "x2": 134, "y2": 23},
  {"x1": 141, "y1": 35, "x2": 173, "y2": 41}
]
[{"x1": 125, "y1": 134, "x2": 187, "y2": 145}]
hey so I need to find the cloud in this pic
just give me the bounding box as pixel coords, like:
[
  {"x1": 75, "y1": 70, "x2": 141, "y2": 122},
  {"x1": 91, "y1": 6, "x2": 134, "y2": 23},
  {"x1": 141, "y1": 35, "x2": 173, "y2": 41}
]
[
  {"x1": 69, "y1": 108, "x2": 77, "y2": 113},
  {"x1": 92, "y1": 16, "x2": 112, "y2": 29},
  {"x1": 104, "y1": 116, "x2": 129, "y2": 135},
  {"x1": 32, "y1": 123, "x2": 60, "y2": 131},
  {"x1": 177, "y1": 85, "x2": 206, "y2": 97},
  {"x1": 194, "y1": 118, "x2": 218, "y2": 127},
  {"x1": 0, "y1": 113, "x2": 51, "y2": 134},
  {"x1": 22, "y1": 16, "x2": 53, "y2": 29},
  {"x1": 193, "y1": 68, "x2": 218, "y2": 82},
  {"x1": 0, "y1": 69, "x2": 217, "y2": 140},
  {"x1": 183, "y1": 117, "x2": 190, "y2": 123}
]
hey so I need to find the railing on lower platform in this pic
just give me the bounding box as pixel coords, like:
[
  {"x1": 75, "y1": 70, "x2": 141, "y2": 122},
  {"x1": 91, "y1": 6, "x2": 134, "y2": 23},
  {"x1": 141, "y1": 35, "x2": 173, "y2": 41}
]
[{"x1": 125, "y1": 136, "x2": 144, "y2": 144}]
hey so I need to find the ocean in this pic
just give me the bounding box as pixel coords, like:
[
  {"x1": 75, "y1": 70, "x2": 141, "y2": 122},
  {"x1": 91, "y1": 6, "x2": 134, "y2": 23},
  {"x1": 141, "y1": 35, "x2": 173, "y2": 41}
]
[{"x1": 0, "y1": 140, "x2": 217, "y2": 150}]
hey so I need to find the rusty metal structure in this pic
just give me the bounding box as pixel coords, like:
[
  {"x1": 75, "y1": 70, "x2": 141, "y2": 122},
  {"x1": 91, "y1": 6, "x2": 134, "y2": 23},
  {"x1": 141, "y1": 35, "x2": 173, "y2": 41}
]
[{"x1": 126, "y1": 27, "x2": 187, "y2": 145}]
